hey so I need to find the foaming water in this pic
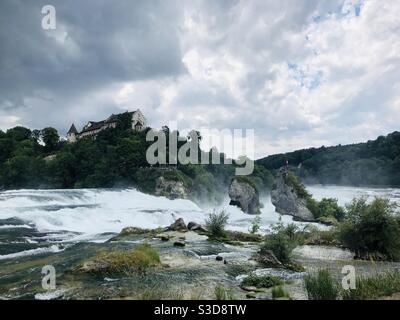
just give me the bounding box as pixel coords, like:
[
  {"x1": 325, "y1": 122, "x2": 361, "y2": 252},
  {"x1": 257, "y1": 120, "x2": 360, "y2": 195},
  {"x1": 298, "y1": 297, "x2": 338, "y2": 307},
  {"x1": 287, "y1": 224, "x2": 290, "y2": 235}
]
[
  {"x1": 0, "y1": 186, "x2": 399, "y2": 249},
  {"x1": 307, "y1": 185, "x2": 400, "y2": 206}
]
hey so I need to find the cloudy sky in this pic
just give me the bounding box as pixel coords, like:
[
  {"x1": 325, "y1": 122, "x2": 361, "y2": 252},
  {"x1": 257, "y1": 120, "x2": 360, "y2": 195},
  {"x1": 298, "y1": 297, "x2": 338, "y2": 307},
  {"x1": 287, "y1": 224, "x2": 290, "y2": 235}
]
[{"x1": 1, "y1": 0, "x2": 399, "y2": 158}]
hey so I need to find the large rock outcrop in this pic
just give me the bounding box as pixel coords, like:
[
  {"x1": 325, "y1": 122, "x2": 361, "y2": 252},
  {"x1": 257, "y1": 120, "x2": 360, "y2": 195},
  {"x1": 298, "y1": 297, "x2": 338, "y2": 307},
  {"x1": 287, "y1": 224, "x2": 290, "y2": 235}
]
[
  {"x1": 229, "y1": 178, "x2": 261, "y2": 214},
  {"x1": 270, "y1": 170, "x2": 314, "y2": 221},
  {"x1": 155, "y1": 176, "x2": 188, "y2": 200}
]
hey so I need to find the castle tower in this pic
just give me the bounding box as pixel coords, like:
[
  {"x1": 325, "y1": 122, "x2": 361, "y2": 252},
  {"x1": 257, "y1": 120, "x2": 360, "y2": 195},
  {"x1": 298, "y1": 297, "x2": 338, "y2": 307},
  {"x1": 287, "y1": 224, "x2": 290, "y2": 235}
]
[{"x1": 67, "y1": 123, "x2": 78, "y2": 143}]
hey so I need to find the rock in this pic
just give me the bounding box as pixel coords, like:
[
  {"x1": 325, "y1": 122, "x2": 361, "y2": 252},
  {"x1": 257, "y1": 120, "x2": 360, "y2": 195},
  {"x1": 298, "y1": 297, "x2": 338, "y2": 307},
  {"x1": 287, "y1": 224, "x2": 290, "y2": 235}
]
[
  {"x1": 228, "y1": 178, "x2": 261, "y2": 214},
  {"x1": 241, "y1": 286, "x2": 258, "y2": 292},
  {"x1": 160, "y1": 235, "x2": 171, "y2": 241},
  {"x1": 155, "y1": 176, "x2": 188, "y2": 200},
  {"x1": 255, "y1": 248, "x2": 282, "y2": 267},
  {"x1": 173, "y1": 240, "x2": 186, "y2": 247},
  {"x1": 108, "y1": 226, "x2": 153, "y2": 241},
  {"x1": 270, "y1": 169, "x2": 314, "y2": 221},
  {"x1": 246, "y1": 292, "x2": 257, "y2": 299},
  {"x1": 187, "y1": 222, "x2": 207, "y2": 232},
  {"x1": 167, "y1": 218, "x2": 188, "y2": 232},
  {"x1": 119, "y1": 226, "x2": 151, "y2": 236},
  {"x1": 216, "y1": 255, "x2": 223, "y2": 261}
]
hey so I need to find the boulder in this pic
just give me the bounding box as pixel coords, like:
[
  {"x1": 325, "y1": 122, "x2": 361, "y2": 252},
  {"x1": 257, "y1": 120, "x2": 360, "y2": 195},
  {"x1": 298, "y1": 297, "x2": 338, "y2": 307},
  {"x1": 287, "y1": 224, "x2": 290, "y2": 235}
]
[
  {"x1": 167, "y1": 218, "x2": 188, "y2": 232},
  {"x1": 155, "y1": 176, "x2": 188, "y2": 200},
  {"x1": 187, "y1": 221, "x2": 207, "y2": 232},
  {"x1": 270, "y1": 169, "x2": 314, "y2": 221},
  {"x1": 228, "y1": 178, "x2": 261, "y2": 214},
  {"x1": 173, "y1": 240, "x2": 186, "y2": 247}
]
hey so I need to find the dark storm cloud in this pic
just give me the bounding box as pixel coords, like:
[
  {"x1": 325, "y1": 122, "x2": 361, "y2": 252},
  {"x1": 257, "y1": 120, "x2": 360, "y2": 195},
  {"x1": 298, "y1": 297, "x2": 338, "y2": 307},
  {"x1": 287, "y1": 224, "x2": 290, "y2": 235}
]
[{"x1": 0, "y1": 0, "x2": 185, "y2": 129}]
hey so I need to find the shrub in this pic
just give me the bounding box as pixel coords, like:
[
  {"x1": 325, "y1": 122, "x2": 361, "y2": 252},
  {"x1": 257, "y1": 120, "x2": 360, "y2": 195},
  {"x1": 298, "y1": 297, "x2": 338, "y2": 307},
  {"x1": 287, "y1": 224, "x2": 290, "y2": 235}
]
[
  {"x1": 262, "y1": 222, "x2": 300, "y2": 264},
  {"x1": 249, "y1": 215, "x2": 261, "y2": 234},
  {"x1": 272, "y1": 286, "x2": 290, "y2": 299},
  {"x1": 89, "y1": 244, "x2": 160, "y2": 275},
  {"x1": 205, "y1": 210, "x2": 229, "y2": 238},
  {"x1": 341, "y1": 271, "x2": 400, "y2": 300},
  {"x1": 339, "y1": 197, "x2": 400, "y2": 260},
  {"x1": 285, "y1": 171, "x2": 310, "y2": 199},
  {"x1": 317, "y1": 198, "x2": 345, "y2": 221},
  {"x1": 285, "y1": 172, "x2": 345, "y2": 221},
  {"x1": 304, "y1": 269, "x2": 339, "y2": 300},
  {"x1": 241, "y1": 275, "x2": 283, "y2": 288}
]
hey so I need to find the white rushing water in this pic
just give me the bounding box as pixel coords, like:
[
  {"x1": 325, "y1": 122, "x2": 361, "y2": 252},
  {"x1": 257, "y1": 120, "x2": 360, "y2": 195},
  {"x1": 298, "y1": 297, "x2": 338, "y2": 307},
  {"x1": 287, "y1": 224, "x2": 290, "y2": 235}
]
[{"x1": 0, "y1": 186, "x2": 399, "y2": 244}]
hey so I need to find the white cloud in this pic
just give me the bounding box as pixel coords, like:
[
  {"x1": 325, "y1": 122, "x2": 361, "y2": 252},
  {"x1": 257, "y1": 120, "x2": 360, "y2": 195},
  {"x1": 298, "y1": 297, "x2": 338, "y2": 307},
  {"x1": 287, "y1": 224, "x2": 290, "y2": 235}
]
[{"x1": 2, "y1": 0, "x2": 400, "y2": 158}]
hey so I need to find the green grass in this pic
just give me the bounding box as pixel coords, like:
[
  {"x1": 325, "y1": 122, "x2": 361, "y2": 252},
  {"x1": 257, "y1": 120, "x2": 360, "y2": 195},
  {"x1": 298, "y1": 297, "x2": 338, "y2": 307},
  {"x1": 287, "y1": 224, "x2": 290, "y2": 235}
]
[
  {"x1": 342, "y1": 271, "x2": 400, "y2": 300},
  {"x1": 272, "y1": 286, "x2": 290, "y2": 299},
  {"x1": 241, "y1": 274, "x2": 283, "y2": 289},
  {"x1": 214, "y1": 285, "x2": 236, "y2": 300},
  {"x1": 89, "y1": 244, "x2": 160, "y2": 276},
  {"x1": 205, "y1": 210, "x2": 229, "y2": 238},
  {"x1": 304, "y1": 269, "x2": 340, "y2": 300}
]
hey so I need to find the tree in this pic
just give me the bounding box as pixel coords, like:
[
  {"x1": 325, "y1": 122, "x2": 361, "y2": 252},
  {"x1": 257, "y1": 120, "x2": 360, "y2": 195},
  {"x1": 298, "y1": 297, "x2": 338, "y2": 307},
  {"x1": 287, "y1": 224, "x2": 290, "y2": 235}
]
[
  {"x1": 41, "y1": 127, "x2": 59, "y2": 153},
  {"x1": 6, "y1": 126, "x2": 31, "y2": 142}
]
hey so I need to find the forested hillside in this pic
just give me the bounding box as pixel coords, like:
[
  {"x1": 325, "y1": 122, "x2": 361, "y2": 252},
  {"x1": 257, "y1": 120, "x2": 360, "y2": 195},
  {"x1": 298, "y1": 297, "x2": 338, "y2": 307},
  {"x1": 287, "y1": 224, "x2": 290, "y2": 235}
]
[
  {"x1": 0, "y1": 114, "x2": 273, "y2": 203},
  {"x1": 257, "y1": 131, "x2": 400, "y2": 186}
]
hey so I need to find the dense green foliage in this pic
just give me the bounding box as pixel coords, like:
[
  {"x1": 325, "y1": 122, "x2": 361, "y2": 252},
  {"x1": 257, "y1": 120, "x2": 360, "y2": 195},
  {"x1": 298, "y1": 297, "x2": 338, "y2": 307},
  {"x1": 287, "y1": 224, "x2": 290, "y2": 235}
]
[
  {"x1": 304, "y1": 269, "x2": 340, "y2": 300},
  {"x1": 262, "y1": 222, "x2": 301, "y2": 264},
  {"x1": 338, "y1": 197, "x2": 400, "y2": 260},
  {"x1": 0, "y1": 120, "x2": 273, "y2": 204},
  {"x1": 258, "y1": 131, "x2": 400, "y2": 186}
]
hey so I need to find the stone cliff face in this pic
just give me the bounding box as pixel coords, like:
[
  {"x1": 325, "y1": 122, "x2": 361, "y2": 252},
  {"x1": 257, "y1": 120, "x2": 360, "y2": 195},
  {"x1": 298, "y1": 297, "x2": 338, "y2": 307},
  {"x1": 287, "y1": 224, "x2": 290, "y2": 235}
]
[
  {"x1": 228, "y1": 178, "x2": 261, "y2": 214},
  {"x1": 270, "y1": 170, "x2": 314, "y2": 221},
  {"x1": 155, "y1": 176, "x2": 188, "y2": 200}
]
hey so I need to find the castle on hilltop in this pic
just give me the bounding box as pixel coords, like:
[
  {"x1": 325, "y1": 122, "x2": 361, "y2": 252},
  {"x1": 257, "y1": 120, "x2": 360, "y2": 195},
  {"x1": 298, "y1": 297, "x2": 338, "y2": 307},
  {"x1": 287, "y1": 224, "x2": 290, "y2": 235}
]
[{"x1": 67, "y1": 109, "x2": 147, "y2": 142}]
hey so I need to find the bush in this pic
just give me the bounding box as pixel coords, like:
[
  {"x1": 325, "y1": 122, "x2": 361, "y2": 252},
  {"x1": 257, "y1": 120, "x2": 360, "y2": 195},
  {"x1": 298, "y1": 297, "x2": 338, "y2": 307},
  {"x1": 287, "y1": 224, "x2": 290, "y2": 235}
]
[
  {"x1": 342, "y1": 271, "x2": 400, "y2": 300},
  {"x1": 272, "y1": 286, "x2": 290, "y2": 299},
  {"x1": 205, "y1": 210, "x2": 229, "y2": 238},
  {"x1": 339, "y1": 197, "x2": 400, "y2": 260},
  {"x1": 304, "y1": 269, "x2": 339, "y2": 300},
  {"x1": 249, "y1": 215, "x2": 261, "y2": 234},
  {"x1": 315, "y1": 198, "x2": 345, "y2": 221},
  {"x1": 89, "y1": 244, "x2": 160, "y2": 275},
  {"x1": 285, "y1": 171, "x2": 310, "y2": 199},
  {"x1": 241, "y1": 275, "x2": 283, "y2": 288},
  {"x1": 262, "y1": 222, "x2": 301, "y2": 264}
]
